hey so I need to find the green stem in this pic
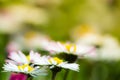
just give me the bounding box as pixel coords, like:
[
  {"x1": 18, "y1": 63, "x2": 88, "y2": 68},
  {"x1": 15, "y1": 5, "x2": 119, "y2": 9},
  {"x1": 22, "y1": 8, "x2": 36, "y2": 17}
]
[
  {"x1": 52, "y1": 71, "x2": 57, "y2": 80},
  {"x1": 27, "y1": 76, "x2": 33, "y2": 80},
  {"x1": 51, "y1": 67, "x2": 62, "y2": 80},
  {"x1": 63, "y1": 70, "x2": 69, "y2": 80}
]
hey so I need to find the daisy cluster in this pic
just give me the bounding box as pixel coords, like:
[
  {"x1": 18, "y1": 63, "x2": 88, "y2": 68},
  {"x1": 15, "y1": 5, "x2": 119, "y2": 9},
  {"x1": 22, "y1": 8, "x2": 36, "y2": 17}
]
[
  {"x1": 3, "y1": 39, "x2": 96, "y2": 80},
  {"x1": 3, "y1": 50, "x2": 79, "y2": 77},
  {"x1": 3, "y1": 51, "x2": 47, "y2": 77}
]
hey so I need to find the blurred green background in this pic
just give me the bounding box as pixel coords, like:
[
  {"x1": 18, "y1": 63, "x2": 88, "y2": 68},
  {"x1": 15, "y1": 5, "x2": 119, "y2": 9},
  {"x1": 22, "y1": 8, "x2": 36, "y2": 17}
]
[{"x1": 0, "y1": 0, "x2": 120, "y2": 80}]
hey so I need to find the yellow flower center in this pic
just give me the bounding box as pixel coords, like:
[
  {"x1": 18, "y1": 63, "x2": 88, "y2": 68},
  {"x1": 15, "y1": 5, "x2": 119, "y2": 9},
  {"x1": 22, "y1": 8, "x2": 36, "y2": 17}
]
[
  {"x1": 49, "y1": 57, "x2": 63, "y2": 64},
  {"x1": 18, "y1": 64, "x2": 34, "y2": 72},
  {"x1": 26, "y1": 55, "x2": 30, "y2": 62},
  {"x1": 65, "y1": 44, "x2": 76, "y2": 52},
  {"x1": 25, "y1": 31, "x2": 36, "y2": 40}
]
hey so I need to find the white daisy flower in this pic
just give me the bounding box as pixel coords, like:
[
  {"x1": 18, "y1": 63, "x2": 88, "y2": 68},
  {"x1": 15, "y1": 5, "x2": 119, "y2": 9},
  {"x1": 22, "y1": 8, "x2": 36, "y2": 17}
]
[
  {"x1": 6, "y1": 31, "x2": 51, "y2": 52},
  {"x1": 34, "y1": 56, "x2": 79, "y2": 72},
  {"x1": 98, "y1": 35, "x2": 120, "y2": 61},
  {"x1": 7, "y1": 51, "x2": 41, "y2": 65},
  {"x1": 73, "y1": 26, "x2": 120, "y2": 61},
  {"x1": 45, "y1": 41, "x2": 96, "y2": 58},
  {"x1": 23, "y1": 31, "x2": 50, "y2": 49},
  {"x1": 3, "y1": 63, "x2": 46, "y2": 77}
]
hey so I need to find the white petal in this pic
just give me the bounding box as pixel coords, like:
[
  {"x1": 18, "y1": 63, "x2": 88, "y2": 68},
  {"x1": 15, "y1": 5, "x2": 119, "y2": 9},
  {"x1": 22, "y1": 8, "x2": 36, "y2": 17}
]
[
  {"x1": 30, "y1": 51, "x2": 41, "y2": 63},
  {"x1": 34, "y1": 56, "x2": 50, "y2": 65},
  {"x1": 8, "y1": 51, "x2": 28, "y2": 64},
  {"x1": 75, "y1": 45, "x2": 96, "y2": 55},
  {"x1": 50, "y1": 58, "x2": 57, "y2": 65},
  {"x1": 3, "y1": 63, "x2": 19, "y2": 72},
  {"x1": 30, "y1": 67, "x2": 47, "y2": 77},
  {"x1": 58, "y1": 62, "x2": 79, "y2": 71},
  {"x1": 8, "y1": 52, "x2": 22, "y2": 63},
  {"x1": 6, "y1": 59, "x2": 17, "y2": 64},
  {"x1": 18, "y1": 51, "x2": 28, "y2": 64},
  {"x1": 45, "y1": 42, "x2": 66, "y2": 54}
]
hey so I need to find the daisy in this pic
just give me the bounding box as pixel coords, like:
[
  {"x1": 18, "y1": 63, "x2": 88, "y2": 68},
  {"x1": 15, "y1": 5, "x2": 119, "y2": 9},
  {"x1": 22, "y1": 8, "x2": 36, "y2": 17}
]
[
  {"x1": 23, "y1": 31, "x2": 50, "y2": 50},
  {"x1": 72, "y1": 25, "x2": 120, "y2": 61},
  {"x1": 45, "y1": 41, "x2": 96, "y2": 58},
  {"x1": 6, "y1": 31, "x2": 51, "y2": 52},
  {"x1": 3, "y1": 62, "x2": 46, "y2": 77},
  {"x1": 34, "y1": 56, "x2": 79, "y2": 72},
  {"x1": 7, "y1": 51, "x2": 41, "y2": 65}
]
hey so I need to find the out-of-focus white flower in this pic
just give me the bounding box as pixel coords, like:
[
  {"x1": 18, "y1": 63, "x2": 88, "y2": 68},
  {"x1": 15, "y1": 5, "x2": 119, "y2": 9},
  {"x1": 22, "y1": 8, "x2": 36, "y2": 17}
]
[
  {"x1": 71, "y1": 25, "x2": 102, "y2": 46},
  {"x1": 0, "y1": 9, "x2": 23, "y2": 33},
  {"x1": 34, "y1": 56, "x2": 79, "y2": 71},
  {"x1": 76, "y1": 34, "x2": 120, "y2": 61},
  {"x1": 72, "y1": 25, "x2": 120, "y2": 61},
  {"x1": 0, "y1": 4, "x2": 48, "y2": 33},
  {"x1": 7, "y1": 31, "x2": 51, "y2": 51},
  {"x1": 7, "y1": 41, "x2": 23, "y2": 53},
  {"x1": 24, "y1": 31, "x2": 50, "y2": 49},
  {"x1": 45, "y1": 41, "x2": 96, "y2": 58},
  {"x1": 3, "y1": 63, "x2": 46, "y2": 77},
  {"x1": 7, "y1": 51, "x2": 41, "y2": 65},
  {"x1": 24, "y1": 6, "x2": 48, "y2": 25},
  {"x1": 6, "y1": 35, "x2": 26, "y2": 53},
  {"x1": 99, "y1": 35, "x2": 120, "y2": 61},
  {"x1": 8, "y1": 4, "x2": 48, "y2": 25},
  {"x1": 76, "y1": 33, "x2": 102, "y2": 46}
]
